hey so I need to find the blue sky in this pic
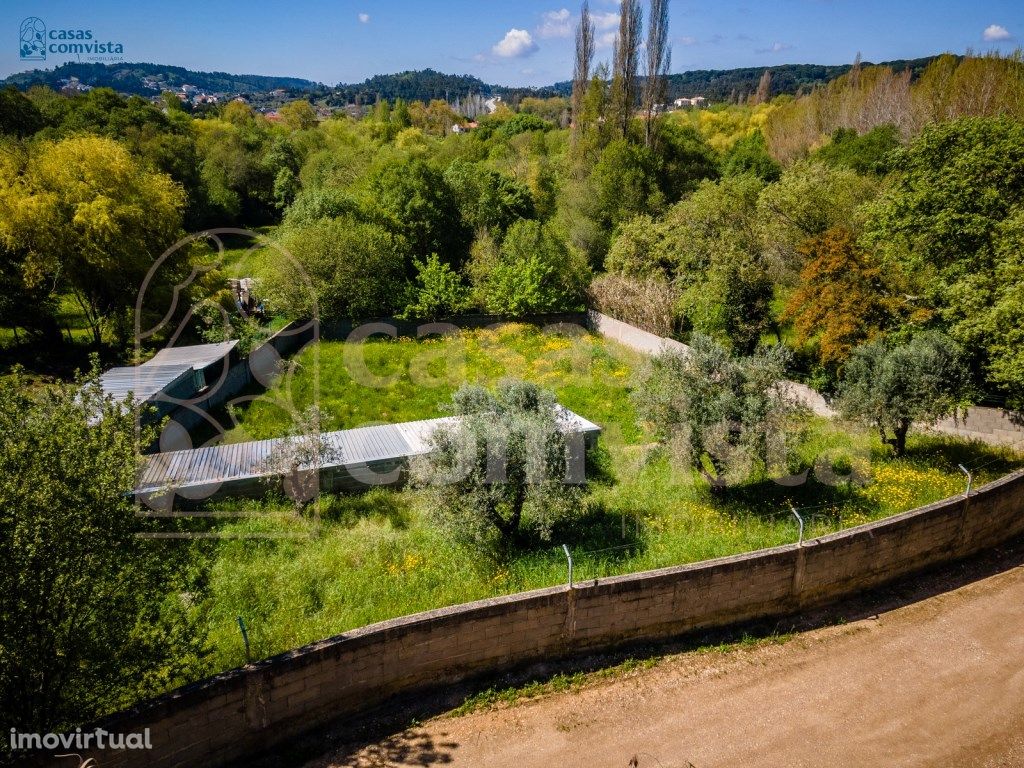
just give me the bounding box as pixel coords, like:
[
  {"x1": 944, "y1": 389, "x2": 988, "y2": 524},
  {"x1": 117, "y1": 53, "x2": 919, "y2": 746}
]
[{"x1": 3, "y1": 0, "x2": 1023, "y2": 86}]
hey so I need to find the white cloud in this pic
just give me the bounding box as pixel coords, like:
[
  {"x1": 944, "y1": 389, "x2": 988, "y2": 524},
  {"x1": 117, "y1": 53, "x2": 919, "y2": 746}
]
[
  {"x1": 592, "y1": 11, "x2": 620, "y2": 30},
  {"x1": 596, "y1": 30, "x2": 618, "y2": 49},
  {"x1": 538, "y1": 8, "x2": 572, "y2": 39},
  {"x1": 358, "y1": 12, "x2": 370, "y2": 23},
  {"x1": 679, "y1": 35, "x2": 698, "y2": 46},
  {"x1": 493, "y1": 28, "x2": 539, "y2": 58},
  {"x1": 983, "y1": 24, "x2": 1011, "y2": 42},
  {"x1": 756, "y1": 42, "x2": 793, "y2": 54}
]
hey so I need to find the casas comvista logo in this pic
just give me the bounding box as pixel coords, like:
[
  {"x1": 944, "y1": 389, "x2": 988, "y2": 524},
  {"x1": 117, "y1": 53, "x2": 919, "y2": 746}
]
[
  {"x1": 17, "y1": 17, "x2": 125, "y2": 61},
  {"x1": 20, "y1": 17, "x2": 46, "y2": 60}
]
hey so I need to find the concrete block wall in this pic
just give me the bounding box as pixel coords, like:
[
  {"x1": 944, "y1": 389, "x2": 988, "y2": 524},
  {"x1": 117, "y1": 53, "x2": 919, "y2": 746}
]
[
  {"x1": 586, "y1": 310, "x2": 1023, "y2": 442},
  {"x1": 56, "y1": 469, "x2": 1024, "y2": 768},
  {"x1": 930, "y1": 407, "x2": 1024, "y2": 448}
]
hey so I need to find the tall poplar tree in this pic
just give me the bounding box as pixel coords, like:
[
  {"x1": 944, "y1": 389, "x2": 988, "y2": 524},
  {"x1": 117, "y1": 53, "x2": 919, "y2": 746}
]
[
  {"x1": 571, "y1": 1, "x2": 596, "y2": 138},
  {"x1": 609, "y1": 0, "x2": 642, "y2": 139},
  {"x1": 642, "y1": 0, "x2": 671, "y2": 148}
]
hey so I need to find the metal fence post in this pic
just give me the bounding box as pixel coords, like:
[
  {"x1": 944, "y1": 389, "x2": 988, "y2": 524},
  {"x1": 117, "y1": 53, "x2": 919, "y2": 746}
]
[
  {"x1": 958, "y1": 464, "x2": 973, "y2": 498},
  {"x1": 790, "y1": 505, "x2": 805, "y2": 547},
  {"x1": 562, "y1": 544, "x2": 574, "y2": 589},
  {"x1": 237, "y1": 616, "x2": 251, "y2": 663}
]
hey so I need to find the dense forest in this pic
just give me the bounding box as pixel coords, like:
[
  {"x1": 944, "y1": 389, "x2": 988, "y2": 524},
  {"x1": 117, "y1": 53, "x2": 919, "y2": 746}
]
[
  {"x1": 3, "y1": 47, "x2": 1024, "y2": 407},
  {"x1": 549, "y1": 56, "x2": 945, "y2": 101}
]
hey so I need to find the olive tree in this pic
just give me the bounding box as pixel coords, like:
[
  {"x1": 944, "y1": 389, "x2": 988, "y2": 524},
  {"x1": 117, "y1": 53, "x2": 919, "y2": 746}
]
[
  {"x1": 632, "y1": 336, "x2": 802, "y2": 491},
  {"x1": 836, "y1": 332, "x2": 972, "y2": 456},
  {"x1": 410, "y1": 381, "x2": 586, "y2": 556}
]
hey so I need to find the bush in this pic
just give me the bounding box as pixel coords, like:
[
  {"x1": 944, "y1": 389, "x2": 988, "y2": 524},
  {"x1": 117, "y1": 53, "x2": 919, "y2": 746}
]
[
  {"x1": 399, "y1": 254, "x2": 471, "y2": 321},
  {"x1": 588, "y1": 273, "x2": 679, "y2": 337},
  {"x1": 0, "y1": 372, "x2": 207, "y2": 733},
  {"x1": 268, "y1": 216, "x2": 408, "y2": 320},
  {"x1": 475, "y1": 220, "x2": 589, "y2": 315},
  {"x1": 497, "y1": 112, "x2": 552, "y2": 138}
]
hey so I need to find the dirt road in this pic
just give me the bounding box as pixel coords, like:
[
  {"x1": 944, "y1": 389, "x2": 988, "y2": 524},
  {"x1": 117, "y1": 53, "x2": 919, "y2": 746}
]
[{"x1": 305, "y1": 557, "x2": 1024, "y2": 768}]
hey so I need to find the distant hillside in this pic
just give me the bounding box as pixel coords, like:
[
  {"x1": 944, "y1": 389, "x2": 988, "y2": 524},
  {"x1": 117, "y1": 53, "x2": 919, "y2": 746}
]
[
  {"x1": 2, "y1": 56, "x2": 948, "y2": 106},
  {"x1": 329, "y1": 69, "x2": 492, "y2": 105},
  {"x1": 549, "y1": 56, "x2": 945, "y2": 102},
  {"x1": 1, "y1": 61, "x2": 323, "y2": 96},
  {"x1": 324, "y1": 68, "x2": 562, "y2": 106}
]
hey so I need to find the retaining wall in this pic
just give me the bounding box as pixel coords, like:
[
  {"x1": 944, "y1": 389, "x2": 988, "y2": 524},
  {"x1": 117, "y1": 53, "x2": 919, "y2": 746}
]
[
  {"x1": 56, "y1": 468, "x2": 1024, "y2": 768},
  {"x1": 929, "y1": 407, "x2": 1024, "y2": 448}
]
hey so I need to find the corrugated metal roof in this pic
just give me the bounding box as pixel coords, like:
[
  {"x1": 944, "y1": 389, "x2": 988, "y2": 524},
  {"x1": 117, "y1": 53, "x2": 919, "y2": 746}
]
[
  {"x1": 147, "y1": 341, "x2": 237, "y2": 369},
  {"x1": 99, "y1": 364, "x2": 195, "y2": 404},
  {"x1": 135, "y1": 410, "x2": 602, "y2": 496}
]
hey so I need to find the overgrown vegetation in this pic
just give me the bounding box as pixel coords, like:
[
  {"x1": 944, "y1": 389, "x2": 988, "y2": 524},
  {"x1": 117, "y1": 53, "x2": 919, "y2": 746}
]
[
  {"x1": 4, "y1": 1, "x2": 1024, "y2": 739},
  {"x1": 205, "y1": 326, "x2": 1021, "y2": 671},
  {"x1": 0, "y1": 372, "x2": 207, "y2": 737}
]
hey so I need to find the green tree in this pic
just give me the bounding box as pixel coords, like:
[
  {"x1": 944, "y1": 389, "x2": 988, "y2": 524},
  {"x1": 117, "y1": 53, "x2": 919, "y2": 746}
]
[
  {"x1": 721, "y1": 130, "x2": 781, "y2": 182},
  {"x1": 366, "y1": 158, "x2": 471, "y2": 264},
  {"x1": 605, "y1": 214, "x2": 672, "y2": 278},
  {"x1": 654, "y1": 175, "x2": 775, "y2": 350},
  {"x1": 0, "y1": 373, "x2": 206, "y2": 734},
  {"x1": 632, "y1": 336, "x2": 800, "y2": 491},
  {"x1": 0, "y1": 135, "x2": 185, "y2": 349},
  {"x1": 442, "y1": 160, "x2": 535, "y2": 238},
  {"x1": 813, "y1": 125, "x2": 901, "y2": 176},
  {"x1": 656, "y1": 120, "x2": 721, "y2": 200},
  {"x1": 477, "y1": 220, "x2": 588, "y2": 315},
  {"x1": 608, "y1": 0, "x2": 642, "y2": 138},
  {"x1": 410, "y1": 381, "x2": 586, "y2": 556},
  {"x1": 399, "y1": 254, "x2": 471, "y2": 320},
  {"x1": 837, "y1": 332, "x2": 972, "y2": 456},
  {"x1": 591, "y1": 139, "x2": 664, "y2": 235},
  {"x1": 758, "y1": 160, "x2": 878, "y2": 279},
  {"x1": 864, "y1": 117, "x2": 1024, "y2": 392},
  {"x1": 964, "y1": 207, "x2": 1024, "y2": 408},
  {"x1": 0, "y1": 86, "x2": 44, "y2": 137},
  {"x1": 277, "y1": 100, "x2": 319, "y2": 131},
  {"x1": 271, "y1": 215, "x2": 408, "y2": 320}
]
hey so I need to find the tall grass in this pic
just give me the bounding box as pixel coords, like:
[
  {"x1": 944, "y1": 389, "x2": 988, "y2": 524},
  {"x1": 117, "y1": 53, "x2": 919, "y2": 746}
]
[{"x1": 202, "y1": 325, "x2": 1022, "y2": 671}]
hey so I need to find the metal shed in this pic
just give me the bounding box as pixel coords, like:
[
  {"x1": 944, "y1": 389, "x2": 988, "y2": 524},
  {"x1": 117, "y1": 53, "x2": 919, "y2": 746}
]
[{"x1": 135, "y1": 408, "x2": 602, "y2": 508}]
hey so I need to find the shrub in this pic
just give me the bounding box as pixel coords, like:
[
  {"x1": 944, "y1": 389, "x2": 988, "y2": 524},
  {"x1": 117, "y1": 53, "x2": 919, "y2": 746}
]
[
  {"x1": 399, "y1": 254, "x2": 472, "y2": 321},
  {"x1": 476, "y1": 220, "x2": 588, "y2": 315},
  {"x1": 268, "y1": 216, "x2": 408, "y2": 320},
  {"x1": 588, "y1": 273, "x2": 679, "y2": 337}
]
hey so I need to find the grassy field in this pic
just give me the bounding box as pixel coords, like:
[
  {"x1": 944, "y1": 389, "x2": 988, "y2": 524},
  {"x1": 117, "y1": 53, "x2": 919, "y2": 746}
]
[{"x1": 201, "y1": 324, "x2": 1022, "y2": 671}]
